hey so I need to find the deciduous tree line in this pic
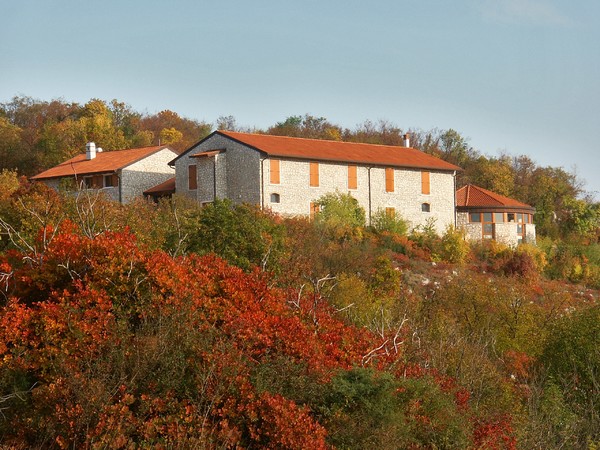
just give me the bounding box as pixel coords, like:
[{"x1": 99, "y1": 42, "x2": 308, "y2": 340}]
[{"x1": 1, "y1": 96, "x2": 598, "y2": 239}]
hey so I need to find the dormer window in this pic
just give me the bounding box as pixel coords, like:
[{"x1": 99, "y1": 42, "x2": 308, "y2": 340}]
[{"x1": 270, "y1": 193, "x2": 280, "y2": 203}]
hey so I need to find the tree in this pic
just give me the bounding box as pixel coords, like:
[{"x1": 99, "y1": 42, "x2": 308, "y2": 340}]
[{"x1": 268, "y1": 114, "x2": 342, "y2": 140}]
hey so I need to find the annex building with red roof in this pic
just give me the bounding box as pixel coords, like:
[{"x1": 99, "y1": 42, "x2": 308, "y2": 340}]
[
  {"x1": 32, "y1": 142, "x2": 177, "y2": 204},
  {"x1": 170, "y1": 130, "x2": 462, "y2": 233},
  {"x1": 456, "y1": 184, "x2": 536, "y2": 245}
]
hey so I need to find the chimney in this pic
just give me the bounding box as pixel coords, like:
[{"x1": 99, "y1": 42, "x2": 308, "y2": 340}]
[
  {"x1": 403, "y1": 133, "x2": 410, "y2": 147},
  {"x1": 86, "y1": 142, "x2": 96, "y2": 160}
]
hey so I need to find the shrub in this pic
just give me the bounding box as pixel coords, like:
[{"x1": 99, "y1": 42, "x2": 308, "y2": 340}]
[
  {"x1": 438, "y1": 225, "x2": 470, "y2": 264},
  {"x1": 371, "y1": 208, "x2": 409, "y2": 236}
]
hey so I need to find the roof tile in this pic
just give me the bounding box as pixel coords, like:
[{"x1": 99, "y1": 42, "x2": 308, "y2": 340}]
[
  {"x1": 456, "y1": 184, "x2": 533, "y2": 209},
  {"x1": 32, "y1": 145, "x2": 171, "y2": 180},
  {"x1": 217, "y1": 131, "x2": 462, "y2": 172}
]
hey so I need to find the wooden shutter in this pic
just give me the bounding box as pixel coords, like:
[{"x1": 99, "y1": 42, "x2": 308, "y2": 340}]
[
  {"x1": 385, "y1": 207, "x2": 395, "y2": 218},
  {"x1": 310, "y1": 162, "x2": 319, "y2": 187},
  {"x1": 92, "y1": 175, "x2": 103, "y2": 188},
  {"x1": 112, "y1": 174, "x2": 119, "y2": 187},
  {"x1": 188, "y1": 165, "x2": 197, "y2": 190},
  {"x1": 348, "y1": 165, "x2": 357, "y2": 189},
  {"x1": 385, "y1": 168, "x2": 394, "y2": 192},
  {"x1": 310, "y1": 202, "x2": 320, "y2": 220},
  {"x1": 421, "y1": 171, "x2": 430, "y2": 195},
  {"x1": 270, "y1": 159, "x2": 280, "y2": 184}
]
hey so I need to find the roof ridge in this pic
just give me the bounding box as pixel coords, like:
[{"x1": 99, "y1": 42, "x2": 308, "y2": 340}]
[{"x1": 220, "y1": 130, "x2": 416, "y2": 150}]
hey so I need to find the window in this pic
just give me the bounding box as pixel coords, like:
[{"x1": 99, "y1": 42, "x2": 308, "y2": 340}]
[
  {"x1": 421, "y1": 171, "x2": 430, "y2": 195},
  {"x1": 309, "y1": 202, "x2": 320, "y2": 220},
  {"x1": 188, "y1": 165, "x2": 197, "y2": 190},
  {"x1": 83, "y1": 176, "x2": 93, "y2": 189},
  {"x1": 385, "y1": 168, "x2": 394, "y2": 192},
  {"x1": 270, "y1": 193, "x2": 280, "y2": 203},
  {"x1": 507, "y1": 213, "x2": 515, "y2": 222},
  {"x1": 517, "y1": 223, "x2": 526, "y2": 243},
  {"x1": 270, "y1": 159, "x2": 280, "y2": 184},
  {"x1": 104, "y1": 174, "x2": 118, "y2": 187},
  {"x1": 385, "y1": 207, "x2": 396, "y2": 218},
  {"x1": 421, "y1": 203, "x2": 431, "y2": 212},
  {"x1": 482, "y1": 212, "x2": 494, "y2": 239},
  {"x1": 469, "y1": 213, "x2": 481, "y2": 222},
  {"x1": 517, "y1": 213, "x2": 524, "y2": 223},
  {"x1": 310, "y1": 162, "x2": 319, "y2": 187},
  {"x1": 348, "y1": 165, "x2": 357, "y2": 190},
  {"x1": 494, "y1": 212, "x2": 504, "y2": 223}
]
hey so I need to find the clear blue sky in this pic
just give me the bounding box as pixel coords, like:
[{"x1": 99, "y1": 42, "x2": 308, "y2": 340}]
[{"x1": 2, "y1": 0, "x2": 599, "y2": 198}]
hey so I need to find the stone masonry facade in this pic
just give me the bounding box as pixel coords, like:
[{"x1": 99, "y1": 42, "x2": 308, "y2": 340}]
[
  {"x1": 120, "y1": 148, "x2": 176, "y2": 203},
  {"x1": 176, "y1": 134, "x2": 457, "y2": 233}
]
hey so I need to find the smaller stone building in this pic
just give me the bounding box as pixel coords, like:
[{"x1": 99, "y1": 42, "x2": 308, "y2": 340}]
[
  {"x1": 456, "y1": 184, "x2": 535, "y2": 246},
  {"x1": 31, "y1": 142, "x2": 177, "y2": 204}
]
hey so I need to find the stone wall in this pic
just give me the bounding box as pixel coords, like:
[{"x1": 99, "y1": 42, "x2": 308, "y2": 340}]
[
  {"x1": 120, "y1": 148, "x2": 177, "y2": 203},
  {"x1": 264, "y1": 158, "x2": 456, "y2": 233}
]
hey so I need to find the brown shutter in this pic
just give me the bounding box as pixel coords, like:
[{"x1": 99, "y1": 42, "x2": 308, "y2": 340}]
[
  {"x1": 310, "y1": 162, "x2": 319, "y2": 187},
  {"x1": 112, "y1": 174, "x2": 119, "y2": 186},
  {"x1": 385, "y1": 168, "x2": 394, "y2": 192},
  {"x1": 348, "y1": 165, "x2": 357, "y2": 189},
  {"x1": 421, "y1": 171, "x2": 430, "y2": 195},
  {"x1": 93, "y1": 175, "x2": 103, "y2": 188},
  {"x1": 270, "y1": 159, "x2": 280, "y2": 184},
  {"x1": 188, "y1": 165, "x2": 197, "y2": 190},
  {"x1": 385, "y1": 207, "x2": 395, "y2": 218},
  {"x1": 310, "y1": 202, "x2": 320, "y2": 220}
]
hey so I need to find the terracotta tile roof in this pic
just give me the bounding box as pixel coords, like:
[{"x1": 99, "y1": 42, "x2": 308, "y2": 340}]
[
  {"x1": 31, "y1": 145, "x2": 172, "y2": 180},
  {"x1": 456, "y1": 184, "x2": 533, "y2": 209},
  {"x1": 143, "y1": 177, "x2": 176, "y2": 195},
  {"x1": 189, "y1": 131, "x2": 462, "y2": 172}
]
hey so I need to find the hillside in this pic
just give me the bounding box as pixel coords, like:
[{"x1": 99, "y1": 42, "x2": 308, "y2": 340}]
[{"x1": 0, "y1": 181, "x2": 598, "y2": 448}]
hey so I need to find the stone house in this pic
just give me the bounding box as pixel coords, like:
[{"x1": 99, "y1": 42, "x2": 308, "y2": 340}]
[
  {"x1": 170, "y1": 130, "x2": 462, "y2": 233},
  {"x1": 456, "y1": 184, "x2": 536, "y2": 245},
  {"x1": 31, "y1": 142, "x2": 177, "y2": 204}
]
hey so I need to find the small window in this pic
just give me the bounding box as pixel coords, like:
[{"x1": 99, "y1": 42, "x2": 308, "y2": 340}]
[
  {"x1": 517, "y1": 213, "x2": 523, "y2": 223},
  {"x1": 104, "y1": 174, "x2": 118, "y2": 187},
  {"x1": 270, "y1": 193, "x2": 280, "y2": 203},
  {"x1": 483, "y1": 212, "x2": 493, "y2": 222},
  {"x1": 507, "y1": 213, "x2": 515, "y2": 222},
  {"x1": 188, "y1": 165, "x2": 197, "y2": 190},
  {"x1": 421, "y1": 203, "x2": 431, "y2": 212},
  {"x1": 470, "y1": 213, "x2": 481, "y2": 223},
  {"x1": 309, "y1": 202, "x2": 320, "y2": 220},
  {"x1": 83, "y1": 177, "x2": 93, "y2": 189}
]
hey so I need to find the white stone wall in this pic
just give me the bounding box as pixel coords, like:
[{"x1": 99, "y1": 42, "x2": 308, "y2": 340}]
[
  {"x1": 120, "y1": 148, "x2": 177, "y2": 203},
  {"x1": 264, "y1": 158, "x2": 456, "y2": 233}
]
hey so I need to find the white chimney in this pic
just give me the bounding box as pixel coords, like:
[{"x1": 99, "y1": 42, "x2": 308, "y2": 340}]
[
  {"x1": 86, "y1": 142, "x2": 97, "y2": 160},
  {"x1": 403, "y1": 133, "x2": 410, "y2": 147}
]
